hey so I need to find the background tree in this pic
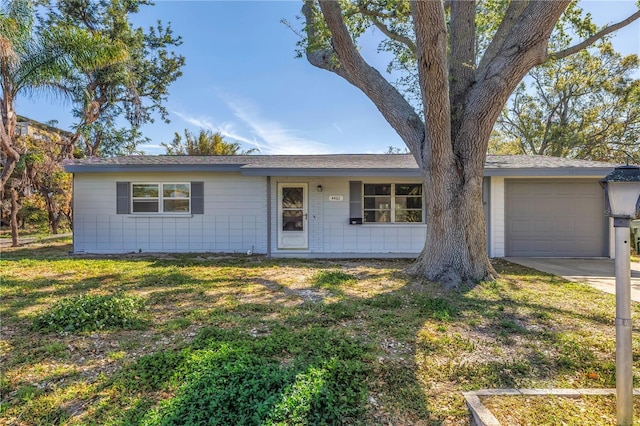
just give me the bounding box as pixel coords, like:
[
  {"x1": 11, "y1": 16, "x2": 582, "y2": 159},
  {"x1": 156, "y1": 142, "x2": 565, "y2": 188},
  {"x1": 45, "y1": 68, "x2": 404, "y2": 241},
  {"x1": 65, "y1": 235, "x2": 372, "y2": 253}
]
[
  {"x1": 41, "y1": 0, "x2": 185, "y2": 158},
  {"x1": 0, "y1": 121, "x2": 74, "y2": 244},
  {"x1": 2, "y1": 153, "x2": 31, "y2": 246},
  {"x1": 0, "y1": 0, "x2": 64, "y2": 190},
  {"x1": 2, "y1": 0, "x2": 184, "y2": 245},
  {"x1": 162, "y1": 129, "x2": 258, "y2": 155},
  {"x1": 24, "y1": 134, "x2": 73, "y2": 234},
  {"x1": 385, "y1": 145, "x2": 409, "y2": 154},
  {"x1": 78, "y1": 121, "x2": 149, "y2": 157},
  {"x1": 300, "y1": 0, "x2": 640, "y2": 286},
  {"x1": 491, "y1": 30, "x2": 640, "y2": 162},
  {"x1": 0, "y1": 0, "x2": 121, "y2": 245}
]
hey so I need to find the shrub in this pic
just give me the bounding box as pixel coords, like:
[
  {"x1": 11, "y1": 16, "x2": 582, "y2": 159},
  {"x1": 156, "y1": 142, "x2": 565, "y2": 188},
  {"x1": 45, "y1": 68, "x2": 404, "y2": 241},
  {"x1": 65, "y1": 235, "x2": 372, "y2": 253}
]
[{"x1": 33, "y1": 293, "x2": 148, "y2": 332}]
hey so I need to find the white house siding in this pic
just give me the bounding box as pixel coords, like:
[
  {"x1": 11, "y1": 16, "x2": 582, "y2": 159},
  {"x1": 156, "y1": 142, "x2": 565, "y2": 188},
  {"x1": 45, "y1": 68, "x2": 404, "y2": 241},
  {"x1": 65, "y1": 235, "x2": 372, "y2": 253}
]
[
  {"x1": 489, "y1": 177, "x2": 506, "y2": 257},
  {"x1": 72, "y1": 172, "x2": 267, "y2": 254},
  {"x1": 270, "y1": 176, "x2": 427, "y2": 257}
]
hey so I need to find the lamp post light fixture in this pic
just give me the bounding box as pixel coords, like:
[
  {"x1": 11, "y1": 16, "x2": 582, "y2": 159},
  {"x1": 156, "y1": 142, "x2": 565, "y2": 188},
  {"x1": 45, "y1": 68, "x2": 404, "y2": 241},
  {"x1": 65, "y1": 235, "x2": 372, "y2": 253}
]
[{"x1": 601, "y1": 164, "x2": 640, "y2": 426}]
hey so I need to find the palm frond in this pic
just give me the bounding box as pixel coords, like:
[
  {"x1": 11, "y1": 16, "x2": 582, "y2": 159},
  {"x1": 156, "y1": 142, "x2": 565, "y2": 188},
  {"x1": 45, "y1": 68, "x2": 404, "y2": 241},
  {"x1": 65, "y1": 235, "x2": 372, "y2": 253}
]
[{"x1": 44, "y1": 25, "x2": 129, "y2": 73}]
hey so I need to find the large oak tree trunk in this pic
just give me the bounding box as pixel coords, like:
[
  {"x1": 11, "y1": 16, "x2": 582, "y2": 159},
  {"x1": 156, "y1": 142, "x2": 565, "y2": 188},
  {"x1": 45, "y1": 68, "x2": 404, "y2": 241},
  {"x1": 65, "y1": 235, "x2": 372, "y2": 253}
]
[
  {"x1": 407, "y1": 1, "x2": 495, "y2": 285},
  {"x1": 411, "y1": 164, "x2": 494, "y2": 287}
]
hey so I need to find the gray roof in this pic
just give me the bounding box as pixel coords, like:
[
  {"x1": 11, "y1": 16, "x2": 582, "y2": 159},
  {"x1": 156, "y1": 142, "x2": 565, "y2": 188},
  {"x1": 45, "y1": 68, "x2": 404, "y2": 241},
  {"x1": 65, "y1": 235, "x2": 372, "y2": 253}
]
[
  {"x1": 483, "y1": 155, "x2": 616, "y2": 176},
  {"x1": 64, "y1": 154, "x2": 617, "y2": 177}
]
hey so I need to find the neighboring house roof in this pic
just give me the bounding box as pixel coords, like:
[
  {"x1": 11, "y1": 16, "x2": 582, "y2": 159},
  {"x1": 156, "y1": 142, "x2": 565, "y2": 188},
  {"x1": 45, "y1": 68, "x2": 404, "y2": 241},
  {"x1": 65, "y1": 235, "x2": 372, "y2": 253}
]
[
  {"x1": 17, "y1": 116, "x2": 74, "y2": 139},
  {"x1": 64, "y1": 154, "x2": 617, "y2": 177}
]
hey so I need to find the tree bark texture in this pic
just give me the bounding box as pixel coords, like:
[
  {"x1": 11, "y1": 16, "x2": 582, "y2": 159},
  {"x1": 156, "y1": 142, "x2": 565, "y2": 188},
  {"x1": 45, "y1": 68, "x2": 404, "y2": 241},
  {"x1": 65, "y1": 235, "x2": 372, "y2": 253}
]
[
  {"x1": 44, "y1": 193, "x2": 61, "y2": 234},
  {"x1": 0, "y1": 92, "x2": 19, "y2": 191},
  {"x1": 9, "y1": 187, "x2": 20, "y2": 247},
  {"x1": 410, "y1": 169, "x2": 489, "y2": 287}
]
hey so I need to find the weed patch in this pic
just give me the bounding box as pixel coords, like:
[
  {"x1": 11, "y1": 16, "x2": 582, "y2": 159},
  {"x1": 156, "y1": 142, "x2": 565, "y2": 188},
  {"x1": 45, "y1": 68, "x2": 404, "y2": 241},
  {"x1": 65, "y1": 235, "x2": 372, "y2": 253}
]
[
  {"x1": 32, "y1": 293, "x2": 148, "y2": 332},
  {"x1": 312, "y1": 270, "x2": 356, "y2": 287},
  {"x1": 117, "y1": 325, "x2": 370, "y2": 425}
]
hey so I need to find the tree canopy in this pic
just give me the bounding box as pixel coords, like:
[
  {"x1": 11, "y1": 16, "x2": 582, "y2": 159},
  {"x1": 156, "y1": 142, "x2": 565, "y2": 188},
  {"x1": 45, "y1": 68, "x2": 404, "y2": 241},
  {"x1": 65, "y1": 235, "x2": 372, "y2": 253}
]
[
  {"x1": 490, "y1": 8, "x2": 640, "y2": 162},
  {"x1": 0, "y1": 0, "x2": 121, "y2": 189},
  {"x1": 40, "y1": 0, "x2": 185, "y2": 157},
  {"x1": 162, "y1": 129, "x2": 258, "y2": 156}
]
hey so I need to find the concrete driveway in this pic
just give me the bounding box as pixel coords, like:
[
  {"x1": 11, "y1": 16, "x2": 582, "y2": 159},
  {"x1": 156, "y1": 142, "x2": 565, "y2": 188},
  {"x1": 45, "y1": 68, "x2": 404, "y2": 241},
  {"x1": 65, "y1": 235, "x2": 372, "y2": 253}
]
[{"x1": 505, "y1": 257, "x2": 640, "y2": 302}]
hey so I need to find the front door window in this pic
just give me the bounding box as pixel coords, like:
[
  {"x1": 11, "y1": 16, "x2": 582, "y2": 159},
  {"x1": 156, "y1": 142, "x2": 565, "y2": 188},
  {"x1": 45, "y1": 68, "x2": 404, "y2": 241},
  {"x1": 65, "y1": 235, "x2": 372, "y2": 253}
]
[{"x1": 282, "y1": 187, "x2": 304, "y2": 231}]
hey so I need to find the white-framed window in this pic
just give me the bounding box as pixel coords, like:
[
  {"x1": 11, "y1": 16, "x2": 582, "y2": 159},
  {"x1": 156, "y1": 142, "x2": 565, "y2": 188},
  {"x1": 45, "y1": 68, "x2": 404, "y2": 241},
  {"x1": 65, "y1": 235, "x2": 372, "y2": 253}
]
[
  {"x1": 131, "y1": 183, "x2": 191, "y2": 214},
  {"x1": 363, "y1": 183, "x2": 423, "y2": 223}
]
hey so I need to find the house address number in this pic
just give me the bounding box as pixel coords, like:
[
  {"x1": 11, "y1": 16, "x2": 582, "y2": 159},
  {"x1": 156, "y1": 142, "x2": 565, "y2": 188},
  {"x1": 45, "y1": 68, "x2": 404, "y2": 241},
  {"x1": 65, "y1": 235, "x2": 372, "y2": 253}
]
[{"x1": 328, "y1": 195, "x2": 343, "y2": 201}]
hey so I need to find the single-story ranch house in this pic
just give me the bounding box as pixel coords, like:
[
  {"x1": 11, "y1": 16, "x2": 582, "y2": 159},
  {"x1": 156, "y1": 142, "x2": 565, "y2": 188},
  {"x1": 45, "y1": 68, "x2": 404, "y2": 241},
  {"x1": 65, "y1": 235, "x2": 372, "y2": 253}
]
[{"x1": 64, "y1": 154, "x2": 618, "y2": 258}]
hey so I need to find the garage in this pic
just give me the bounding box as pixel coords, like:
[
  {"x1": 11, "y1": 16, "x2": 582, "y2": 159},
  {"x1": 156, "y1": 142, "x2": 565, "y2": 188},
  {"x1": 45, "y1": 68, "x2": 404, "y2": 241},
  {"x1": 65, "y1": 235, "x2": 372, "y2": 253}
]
[{"x1": 505, "y1": 179, "x2": 608, "y2": 257}]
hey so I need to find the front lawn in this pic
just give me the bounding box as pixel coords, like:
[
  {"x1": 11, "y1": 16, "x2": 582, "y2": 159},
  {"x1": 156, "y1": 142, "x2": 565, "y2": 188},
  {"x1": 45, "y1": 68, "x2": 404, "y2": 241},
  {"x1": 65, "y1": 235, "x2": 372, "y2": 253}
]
[{"x1": 1, "y1": 242, "x2": 639, "y2": 425}]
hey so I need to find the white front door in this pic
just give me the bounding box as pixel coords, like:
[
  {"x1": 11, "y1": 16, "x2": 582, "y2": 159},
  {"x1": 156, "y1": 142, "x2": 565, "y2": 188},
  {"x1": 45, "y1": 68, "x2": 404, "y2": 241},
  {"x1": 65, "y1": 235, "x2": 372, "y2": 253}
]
[{"x1": 277, "y1": 183, "x2": 308, "y2": 249}]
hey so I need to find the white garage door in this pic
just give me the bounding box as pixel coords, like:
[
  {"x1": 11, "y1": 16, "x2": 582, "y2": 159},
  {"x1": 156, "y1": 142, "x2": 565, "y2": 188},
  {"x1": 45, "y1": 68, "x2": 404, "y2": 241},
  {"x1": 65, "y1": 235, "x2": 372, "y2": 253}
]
[{"x1": 505, "y1": 179, "x2": 607, "y2": 257}]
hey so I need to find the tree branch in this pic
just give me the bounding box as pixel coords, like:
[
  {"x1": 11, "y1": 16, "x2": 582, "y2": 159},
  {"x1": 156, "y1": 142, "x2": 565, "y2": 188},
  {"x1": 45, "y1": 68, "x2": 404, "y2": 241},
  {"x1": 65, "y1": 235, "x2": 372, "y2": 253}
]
[
  {"x1": 550, "y1": 10, "x2": 640, "y2": 60},
  {"x1": 304, "y1": 0, "x2": 425, "y2": 163},
  {"x1": 356, "y1": 3, "x2": 416, "y2": 53},
  {"x1": 461, "y1": 0, "x2": 570, "y2": 171},
  {"x1": 370, "y1": 17, "x2": 416, "y2": 54},
  {"x1": 302, "y1": 2, "x2": 361, "y2": 85}
]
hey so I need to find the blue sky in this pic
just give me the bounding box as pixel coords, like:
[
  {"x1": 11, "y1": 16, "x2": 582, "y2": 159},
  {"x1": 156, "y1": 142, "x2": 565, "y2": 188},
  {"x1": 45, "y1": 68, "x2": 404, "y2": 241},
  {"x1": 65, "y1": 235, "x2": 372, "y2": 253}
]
[{"x1": 16, "y1": 1, "x2": 640, "y2": 155}]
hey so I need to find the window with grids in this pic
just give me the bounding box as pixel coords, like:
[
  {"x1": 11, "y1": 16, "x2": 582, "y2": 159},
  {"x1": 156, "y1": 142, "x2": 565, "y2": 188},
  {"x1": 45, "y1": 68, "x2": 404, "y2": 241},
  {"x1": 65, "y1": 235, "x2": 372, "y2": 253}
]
[
  {"x1": 131, "y1": 183, "x2": 190, "y2": 213},
  {"x1": 363, "y1": 183, "x2": 423, "y2": 223}
]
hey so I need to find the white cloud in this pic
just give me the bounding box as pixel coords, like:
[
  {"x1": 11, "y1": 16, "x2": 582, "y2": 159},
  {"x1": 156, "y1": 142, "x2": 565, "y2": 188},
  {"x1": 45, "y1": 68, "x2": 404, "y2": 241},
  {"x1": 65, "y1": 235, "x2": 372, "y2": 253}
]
[
  {"x1": 172, "y1": 95, "x2": 335, "y2": 155},
  {"x1": 172, "y1": 111, "x2": 216, "y2": 131},
  {"x1": 172, "y1": 110, "x2": 262, "y2": 152},
  {"x1": 224, "y1": 98, "x2": 334, "y2": 155}
]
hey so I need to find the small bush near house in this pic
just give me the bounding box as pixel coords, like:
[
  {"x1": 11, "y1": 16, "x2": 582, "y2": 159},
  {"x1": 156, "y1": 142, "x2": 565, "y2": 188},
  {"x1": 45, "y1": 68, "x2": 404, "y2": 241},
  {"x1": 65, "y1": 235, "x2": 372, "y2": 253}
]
[{"x1": 32, "y1": 293, "x2": 148, "y2": 332}]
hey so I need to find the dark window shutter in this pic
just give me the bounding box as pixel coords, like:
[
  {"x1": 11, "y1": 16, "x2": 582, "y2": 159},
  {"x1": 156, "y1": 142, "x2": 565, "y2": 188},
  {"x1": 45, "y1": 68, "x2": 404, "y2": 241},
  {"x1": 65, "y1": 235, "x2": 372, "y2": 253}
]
[
  {"x1": 191, "y1": 182, "x2": 204, "y2": 214},
  {"x1": 116, "y1": 182, "x2": 130, "y2": 214},
  {"x1": 349, "y1": 181, "x2": 362, "y2": 224}
]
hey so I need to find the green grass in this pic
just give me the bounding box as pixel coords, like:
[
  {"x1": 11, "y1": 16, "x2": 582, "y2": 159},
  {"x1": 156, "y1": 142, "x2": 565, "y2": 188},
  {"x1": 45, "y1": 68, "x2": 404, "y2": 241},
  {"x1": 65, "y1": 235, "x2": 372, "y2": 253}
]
[
  {"x1": 1, "y1": 242, "x2": 639, "y2": 425},
  {"x1": 0, "y1": 227, "x2": 71, "y2": 240},
  {"x1": 482, "y1": 394, "x2": 640, "y2": 425}
]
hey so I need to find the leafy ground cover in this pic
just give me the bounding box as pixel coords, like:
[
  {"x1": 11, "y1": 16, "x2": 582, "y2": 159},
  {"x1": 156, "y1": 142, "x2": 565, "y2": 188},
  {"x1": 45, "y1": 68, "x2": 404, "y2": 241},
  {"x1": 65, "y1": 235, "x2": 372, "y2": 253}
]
[{"x1": 1, "y1": 241, "x2": 639, "y2": 425}]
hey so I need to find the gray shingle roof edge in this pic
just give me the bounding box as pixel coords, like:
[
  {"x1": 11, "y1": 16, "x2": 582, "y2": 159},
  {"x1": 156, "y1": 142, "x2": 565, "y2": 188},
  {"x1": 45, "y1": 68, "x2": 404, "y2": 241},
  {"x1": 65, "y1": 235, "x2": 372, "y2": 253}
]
[{"x1": 63, "y1": 153, "x2": 618, "y2": 177}]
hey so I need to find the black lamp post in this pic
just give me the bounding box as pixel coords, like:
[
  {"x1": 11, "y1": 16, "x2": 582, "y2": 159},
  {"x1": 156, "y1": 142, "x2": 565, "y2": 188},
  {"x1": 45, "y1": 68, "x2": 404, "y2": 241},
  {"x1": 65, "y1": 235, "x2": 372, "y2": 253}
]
[{"x1": 601, "y1": 165, "x2": 640, "y2": 425}]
